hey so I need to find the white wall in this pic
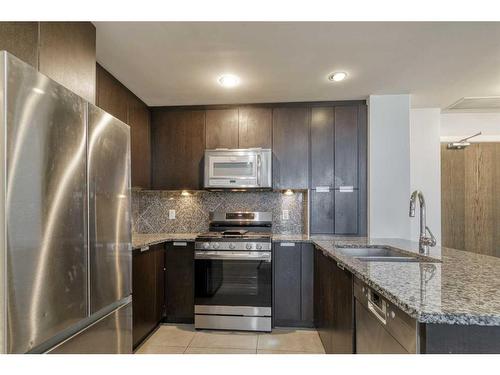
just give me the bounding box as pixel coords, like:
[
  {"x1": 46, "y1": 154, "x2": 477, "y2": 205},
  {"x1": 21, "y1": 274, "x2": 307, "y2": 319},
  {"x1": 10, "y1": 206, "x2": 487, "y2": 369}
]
[
  {"x1": 441, "y1": 112, "x2": 500, "y2": 142},
  {"x1": 368, "y1": 95, "x2": 411, "y2": 239},
  {"x1": 410, "y1": 108, "x2": 442, "y2": 244}
]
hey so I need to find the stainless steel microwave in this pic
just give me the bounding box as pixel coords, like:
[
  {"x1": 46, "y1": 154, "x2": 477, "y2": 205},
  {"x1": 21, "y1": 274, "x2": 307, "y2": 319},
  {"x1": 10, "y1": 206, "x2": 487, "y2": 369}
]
[{"x1": 204, "y1": 148, "x2": 272, "y2": 189}]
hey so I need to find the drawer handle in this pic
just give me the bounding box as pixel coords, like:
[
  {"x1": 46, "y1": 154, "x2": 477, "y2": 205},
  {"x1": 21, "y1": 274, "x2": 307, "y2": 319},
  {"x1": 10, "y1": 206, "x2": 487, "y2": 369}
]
[
  {"x1": 140, "y1": 246, "x2": 149, "y2": 252},
  {"x1": 339, "y1": 186, "x2": 354, "y2": 192},
  {"x1": 280, "y1": 242, "x2": 296, "y2": 247},
  {"x1": 173, "y1": 242, "x2": 187, "y2": 246}
]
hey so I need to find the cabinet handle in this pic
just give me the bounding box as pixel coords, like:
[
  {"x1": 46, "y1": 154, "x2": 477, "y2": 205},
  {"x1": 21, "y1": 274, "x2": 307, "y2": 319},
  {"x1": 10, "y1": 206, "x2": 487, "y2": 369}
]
[
  {"x1": 173, "y1": 242, "x2": 187, "y2": 247},
  {"x1": 280, "y1": 242, "x2": 296, "y2": 247},
  {"x1": 140, "y1": 246, "x2": 149, "y2": 252},
  {"x1": 337, "y1": 262, "x2": 345, "y2": 271},
  {"x1": 339, "y1": 186, "x2": 354, "y2": 192}
]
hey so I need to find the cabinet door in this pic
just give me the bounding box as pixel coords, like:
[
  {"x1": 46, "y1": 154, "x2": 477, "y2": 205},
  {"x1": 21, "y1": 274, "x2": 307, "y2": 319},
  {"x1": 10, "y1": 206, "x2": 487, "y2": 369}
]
[
  {"x1": 238, "y1": 107, "x2": 272, "y2": 148},
  {"x1": 39, "y1": 22, "x2": 96, "y2": 104},
  {"x1": 205, "y1": 108, "x2": 239, "y2": 149},
  {"x1": 358, "y1": 104, "x2": 368, "y2": 236},
  {"x1": 96, "y1": 64, "x2": 128, "y2": 122},
  {"x1": 332, "y1": 263, "x2": 354, "y2": 353},
  {"x1": 128, "y1": 94, "x2": 151, "y2": 188},
  {"x1": 0, "y1": 22, "x2": 39, "y2": 68},
  {"x1": 311, "y1": 107, "x2": 334, "y2": 188},
  {"x1": 334, "y1": 106, "x2": 358, "y2": 188},
  {"x1": 301, "y1": 244, "x2": 314, "y2": 327},
  {"x1": 273, "y1": 242, "x2": 302, "y2": 325},
  {"x1": 316, "y1": 250, "x2": 334, "y2": 353},
  {"x1": 154, "y1": 245, "x2": 165, "y2": 324},
  {"x1": 272, "y1": 107, "x2": 310, "y2": 189},
  {"x1": 132, "y1": 248, "x2": 157, "y2": 349},
  {"x1": 165, "y1": 242, "x2": 195, "y2": 323},
  {"x1": 334, "y1": 190, "x2": 358, "y2": 235},
  {"x1": 314, "y1": 247, "x2": 322, "y2": 330},
  {"x1": 311, "y1": 190, "x2": 334, "y2": 234},
  {"x1": 151, "y1": 109, "x2": 205, "y2": 190}
]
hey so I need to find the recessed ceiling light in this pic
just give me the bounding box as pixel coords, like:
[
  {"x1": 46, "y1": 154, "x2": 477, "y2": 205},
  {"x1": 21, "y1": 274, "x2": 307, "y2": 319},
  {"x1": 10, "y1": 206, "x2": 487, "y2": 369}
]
[
  {"x1": 328, "y1": 72, "x2": 348, "y2": 82},
  {"x1": 218, "y1": 74, "x2": 240, "y2": 88}
]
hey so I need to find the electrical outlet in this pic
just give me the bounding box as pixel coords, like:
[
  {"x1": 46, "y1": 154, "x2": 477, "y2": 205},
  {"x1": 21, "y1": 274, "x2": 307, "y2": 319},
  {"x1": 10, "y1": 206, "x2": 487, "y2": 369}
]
[
  {"x1": 168, "y1": 209, "x2": 176, "y2": 220},
  {"x1": 282, "y1": 210, "x2": 290, "y2": 221}
]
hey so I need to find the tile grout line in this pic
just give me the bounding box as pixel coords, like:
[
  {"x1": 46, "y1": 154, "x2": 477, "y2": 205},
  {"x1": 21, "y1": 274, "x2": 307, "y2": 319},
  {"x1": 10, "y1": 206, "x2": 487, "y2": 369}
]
[{"x1": 183, "y1": 330, "x2": 199, "y2": 354}]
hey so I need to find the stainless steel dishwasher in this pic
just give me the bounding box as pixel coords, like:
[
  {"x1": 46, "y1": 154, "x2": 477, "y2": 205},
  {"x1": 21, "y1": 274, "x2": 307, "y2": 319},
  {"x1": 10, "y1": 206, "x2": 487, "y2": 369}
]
[{"x1": 354, "y1": 278, "x2": 418, "y2": 354}]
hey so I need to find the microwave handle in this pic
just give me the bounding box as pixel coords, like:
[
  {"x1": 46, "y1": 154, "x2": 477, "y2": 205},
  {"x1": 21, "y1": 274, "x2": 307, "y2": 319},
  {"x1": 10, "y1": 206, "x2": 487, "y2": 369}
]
[{"x1": 257, "y1": 153, "x2": 261, "y2": 186}]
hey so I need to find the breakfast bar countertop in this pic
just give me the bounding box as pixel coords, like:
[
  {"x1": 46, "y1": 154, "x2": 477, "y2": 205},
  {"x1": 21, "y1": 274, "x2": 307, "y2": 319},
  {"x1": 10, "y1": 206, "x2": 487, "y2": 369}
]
[{"x1": 312, "y1": 237, "x2": 500, "y2": 326}]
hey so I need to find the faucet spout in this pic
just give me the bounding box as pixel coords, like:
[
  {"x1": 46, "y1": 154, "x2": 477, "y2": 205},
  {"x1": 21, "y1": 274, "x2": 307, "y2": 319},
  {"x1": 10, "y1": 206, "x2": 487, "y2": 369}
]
[{"x1": 409, "y1": 190, "x2": 436, "y2": 255}]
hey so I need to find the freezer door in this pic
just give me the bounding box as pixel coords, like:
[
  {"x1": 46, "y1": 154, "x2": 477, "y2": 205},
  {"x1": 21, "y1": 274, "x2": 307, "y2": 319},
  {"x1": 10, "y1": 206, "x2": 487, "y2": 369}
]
[
  {"x1": 48, "y1": 301, "x2": 132, "y2": 354},
  {"x1": 88, "y1": 104, "x2": 132, "y2": 313},
  {"x1": 4, "y1": 53, "x2": 88, "y2": 353}
]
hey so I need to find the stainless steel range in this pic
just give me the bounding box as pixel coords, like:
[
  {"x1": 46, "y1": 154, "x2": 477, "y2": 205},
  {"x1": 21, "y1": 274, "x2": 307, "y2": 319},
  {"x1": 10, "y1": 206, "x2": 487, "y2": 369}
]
[{"x1": 194, "y1": 212, "x2": 272, "y2": 332}]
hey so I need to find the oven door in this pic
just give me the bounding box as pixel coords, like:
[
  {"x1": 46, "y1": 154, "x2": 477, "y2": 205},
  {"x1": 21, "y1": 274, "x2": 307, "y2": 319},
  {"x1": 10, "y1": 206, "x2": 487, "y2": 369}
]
[{"x1": 194, "y1": 251, "x2": 272, "y2": 308}]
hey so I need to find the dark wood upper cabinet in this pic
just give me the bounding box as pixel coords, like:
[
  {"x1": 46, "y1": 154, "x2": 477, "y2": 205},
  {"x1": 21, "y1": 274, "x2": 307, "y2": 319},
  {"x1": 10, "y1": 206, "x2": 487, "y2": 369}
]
[
  {"x1": 335, "y1": 190, "x2": 358, "y2": 235},
  {"x1": 238, "y1": 107, "x2": 272, "y2": 148},
  {"x1": 128, "y1": 94, "x2": 151, "y2": 188},
  {"x1": 1, "y1": 22, "x2": 96, "y2": 104},
  {"x1": 358, "y1": 104, "x2": 368, "y2": 236},
  {"x1": 311, "y1": 107, "x2": 334, "y2": 188},
  {"x1": 38, "y1": 22, "x2": 96, "y2": 104},
  {"x1": 96, "y1": 64, "x2": 129, "y2": 123},
  {"x1": 334, "y1": 106, "x2": 358, "y2": 188},
  {"x1": 310, "y1": 190, "x2": 334, "y2": 234},
  {"x1": 0, "y1": 22, "x2": 39, "y2": 68},
  {"x1": 272, "y1": 107, "x2": 310, "y2": 189},
  {"x1": 151, "y1": 109, "x2": 205, "y2": 190},
  {"x1": 96, "y1": 64, "x2": 152, "y2": 189},
  {"x1": 205, "y1": 109, "x2": 239, "y2": 149}
]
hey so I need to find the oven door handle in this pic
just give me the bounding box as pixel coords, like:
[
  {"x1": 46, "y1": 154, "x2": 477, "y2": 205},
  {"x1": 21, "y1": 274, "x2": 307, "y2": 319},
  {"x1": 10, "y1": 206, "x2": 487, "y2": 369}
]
[{"x1": 195, "y1": 251, "x2": 271, "y2": 262}]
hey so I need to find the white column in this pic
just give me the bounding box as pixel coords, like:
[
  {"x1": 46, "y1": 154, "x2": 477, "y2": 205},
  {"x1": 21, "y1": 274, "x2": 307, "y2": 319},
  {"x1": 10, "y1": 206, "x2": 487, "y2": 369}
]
[
  {"x1": 410, "y1": 108, "x2": 442, "y2": 244},
  {"x1": 368, "y1": 94, "x2": 411, "y2": 239}
]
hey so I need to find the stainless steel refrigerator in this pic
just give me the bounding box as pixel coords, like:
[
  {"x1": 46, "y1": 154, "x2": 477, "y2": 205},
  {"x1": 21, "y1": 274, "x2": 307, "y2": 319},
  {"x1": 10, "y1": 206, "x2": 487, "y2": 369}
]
[{"x1": 0, "y1": 51, "x2": 132, "y2": 354}]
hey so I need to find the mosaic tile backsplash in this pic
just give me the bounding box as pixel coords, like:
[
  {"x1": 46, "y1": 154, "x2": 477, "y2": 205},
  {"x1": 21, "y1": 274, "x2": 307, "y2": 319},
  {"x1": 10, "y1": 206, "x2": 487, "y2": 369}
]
[{"x1": 132, "y1": 190, "x2": 307, "y2": 235}]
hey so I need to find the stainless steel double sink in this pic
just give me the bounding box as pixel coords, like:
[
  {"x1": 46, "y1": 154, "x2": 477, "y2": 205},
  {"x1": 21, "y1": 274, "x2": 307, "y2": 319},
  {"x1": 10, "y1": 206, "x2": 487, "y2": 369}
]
[{"x1": 335, "y1": 246, "x2": 436, "y2": 263}]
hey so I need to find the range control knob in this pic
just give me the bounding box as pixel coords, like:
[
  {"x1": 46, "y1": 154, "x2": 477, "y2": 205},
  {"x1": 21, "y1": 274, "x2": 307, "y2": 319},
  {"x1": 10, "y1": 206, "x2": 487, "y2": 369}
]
[
  {"x1": 390, "y1": 311, "x2": 396, "y2": 319},
  {"x1": 256, "y1": 243, "x2": 263, "y2": 250},
  {"x1": 246, "y1": 243, "x2": 253, "y2": 250},
  {"x1": 203, "y1": 242, "x2": 210, "y2": 249},
  {"x1": 213, "y1": 242, "x2": 220, "y2": 249},
  {"x1": 229, "y1": 243, "x2": 236, "y2": 250}
]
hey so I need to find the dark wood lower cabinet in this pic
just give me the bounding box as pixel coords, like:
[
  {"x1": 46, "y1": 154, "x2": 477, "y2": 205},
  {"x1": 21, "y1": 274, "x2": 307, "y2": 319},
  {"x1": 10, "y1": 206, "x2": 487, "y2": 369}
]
[
  {"x1": 314, "y1": 246, "x2": 354, "y2": 354},
  {"x1": 331, "y1": 260, "x2": 354, "y2": 353},
  {"x1": 315, "y1": 247, "x2": 334, "y2": 353},
  {"x1": 132, "y1": 243, "x2": 164, "y2": 349},
  {"x1": 165, "y1": 242, "x2": 195, "y2": 323},
  {"x1": 273, "y1": 242, "x2": 314, "y2": 328}
]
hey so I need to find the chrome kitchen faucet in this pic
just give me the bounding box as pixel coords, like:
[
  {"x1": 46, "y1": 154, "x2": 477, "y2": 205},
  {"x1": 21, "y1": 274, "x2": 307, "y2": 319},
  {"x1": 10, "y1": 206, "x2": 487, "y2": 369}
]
[{"x1": 409, "y1": 190, "x2": 436, "y2": 255}]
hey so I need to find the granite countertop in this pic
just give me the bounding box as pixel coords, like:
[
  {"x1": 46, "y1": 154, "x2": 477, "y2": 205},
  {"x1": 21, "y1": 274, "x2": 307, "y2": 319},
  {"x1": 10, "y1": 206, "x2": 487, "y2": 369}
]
[
  {"x1": 313, "y1": 237, "x2": 500, "y2": 326},
  {"x1": 132, "y1": 233, "x2": 199, "y2": 249},
  {"x1": 132, "y1": 232, "x2": 500, "y2": 326}
]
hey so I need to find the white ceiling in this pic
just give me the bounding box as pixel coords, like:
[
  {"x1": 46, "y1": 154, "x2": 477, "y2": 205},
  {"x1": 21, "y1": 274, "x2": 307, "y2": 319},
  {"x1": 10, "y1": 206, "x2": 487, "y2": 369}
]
[{"x1": 95, "y1": 22, "x2": 500, "y2": 108}]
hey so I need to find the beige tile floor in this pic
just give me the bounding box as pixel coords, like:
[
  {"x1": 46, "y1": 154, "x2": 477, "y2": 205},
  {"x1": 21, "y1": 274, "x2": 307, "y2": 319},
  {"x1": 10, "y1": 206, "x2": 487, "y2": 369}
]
[{"x1": 135, "y1": 324, "x2": 326, "y2": 354}]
